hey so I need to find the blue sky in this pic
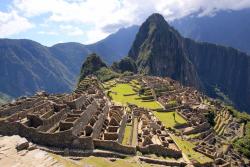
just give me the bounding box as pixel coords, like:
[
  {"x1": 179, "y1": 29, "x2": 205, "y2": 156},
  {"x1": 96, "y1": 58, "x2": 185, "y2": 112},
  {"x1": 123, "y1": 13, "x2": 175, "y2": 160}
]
[{"x1": 1, "y1": 0, "x2": 250, "y2": 46}]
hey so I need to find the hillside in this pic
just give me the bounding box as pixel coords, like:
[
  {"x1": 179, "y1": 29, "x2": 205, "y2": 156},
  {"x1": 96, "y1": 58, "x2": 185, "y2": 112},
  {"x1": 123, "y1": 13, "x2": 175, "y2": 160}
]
[
  {"x1": 0, "y1": 39, "x2": 74, "y2": 97},
  {"x1": 0, "y1": 92, "x2": 11, "y2": 105},
  {"x1": 87, "y1": 25, "x2": 139, "y2": 64},
  {"x1": 172, "y1": 9, "x2": 250, "y2": 54},
  {"x1": 126, "y1": 13, "x2": 250, "y2": 113},
  {"x1": 0, "y1": 26, "x2": 137, "y2": 98}
]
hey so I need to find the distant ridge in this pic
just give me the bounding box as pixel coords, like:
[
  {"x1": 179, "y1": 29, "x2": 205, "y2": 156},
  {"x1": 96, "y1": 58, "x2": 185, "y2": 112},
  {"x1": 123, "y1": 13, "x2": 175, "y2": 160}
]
[{"x1": 0, "y1": 26, "x2": 139, "y2": 98}]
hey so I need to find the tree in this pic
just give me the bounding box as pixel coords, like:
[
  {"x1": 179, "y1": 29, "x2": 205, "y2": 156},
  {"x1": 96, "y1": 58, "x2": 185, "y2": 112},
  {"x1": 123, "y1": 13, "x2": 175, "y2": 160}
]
[{"x1": 138, "y1": 88, "x2": 145, "y2": 95}]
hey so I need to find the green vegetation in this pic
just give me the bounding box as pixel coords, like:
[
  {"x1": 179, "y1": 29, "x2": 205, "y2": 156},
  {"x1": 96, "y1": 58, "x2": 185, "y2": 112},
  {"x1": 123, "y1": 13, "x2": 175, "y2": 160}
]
[
  {"x1": 205, "y1": 111, "x2": 215, "y2": 126},
  {"x1": 167, "y1": 100, "x2": 178, "y2": 107},
  {"x1": 112, "y1": 57, "x2": 137, "y2": 73},
  {"x1": 188, "y1": 133, "x2": 201, "y2": 139},
  {"x1": 95, "y1": 67, "x2": 120, "y2": 82},
  {"x1": 78, "y1": 53, "x2": 107, "y2": 83},
  {"x1": 153, "y1": 111, "x2": 187, "y2": 128},
  {"x1": 214, "y1": 106, "x2": 250, "y2": 158},
  {"x1": 233, "y1": 122, "x2": 250, "y2": 158},
  {"x1": 227, "y1": 105, "x2": 250, "y2": 122},
  {"x1": 170, "y1": 135, "x2": 213, "y2": 164},
  {"x1": 0, "y1": 92, "x2": 12, "y2": 105},
  {"x1": 52, "y1": 154, "x2": 152, "y2": 167},
  {"x1": 109, "y1": 83, "x2": 162, "y2": 110},
  {"x1": 122, "y1": 125, "x2": 132, "y2": 145}
]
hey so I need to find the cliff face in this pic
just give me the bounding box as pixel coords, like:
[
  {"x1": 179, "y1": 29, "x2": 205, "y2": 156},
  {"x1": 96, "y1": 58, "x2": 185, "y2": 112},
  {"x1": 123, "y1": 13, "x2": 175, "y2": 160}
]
[
  {"x1": 128, "y1": 13, "x2": 250, "y2": 112},
  {"x1": 128, "y1": 13, "x2": 201, "y2": 89},
  {"x1": 184, "y1": 39, "x2": 250, "y2": 111}
]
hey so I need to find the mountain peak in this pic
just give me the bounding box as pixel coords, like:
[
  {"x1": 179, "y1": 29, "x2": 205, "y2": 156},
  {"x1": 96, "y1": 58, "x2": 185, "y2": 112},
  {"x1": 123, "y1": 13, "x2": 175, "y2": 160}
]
[
  {"x1": 128, "y1": 13, "x2": 201, "y2": 88},
  {"x1": 78, "y1": 53, "x2": 107, "y2": 83},
  {"x1": 146, "y1": 13, "x2": 166, "y2": 23}
]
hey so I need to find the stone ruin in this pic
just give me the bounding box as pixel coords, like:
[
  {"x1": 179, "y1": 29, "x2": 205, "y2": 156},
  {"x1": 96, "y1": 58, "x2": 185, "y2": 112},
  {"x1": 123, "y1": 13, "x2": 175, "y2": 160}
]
[
  {"x1": 140, "y1": 75, "x2": 248, "y2": 166},
  {"x1": 0, "y1": 75, "x2": 248, "y2": 166},
  {"x1": 0, "y1": 77, "x2": 183, "y2": 164}
]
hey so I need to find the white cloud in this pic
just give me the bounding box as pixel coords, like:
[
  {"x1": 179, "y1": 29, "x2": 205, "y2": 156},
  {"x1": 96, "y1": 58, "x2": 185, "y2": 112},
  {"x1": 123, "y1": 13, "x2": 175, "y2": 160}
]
[
  {"x1": 38, "y1": 31, "x2": 58, "y2": 35},
  {"x1": 0, "y1": 10, "x2": 34, "y2": 37},
  {"x1": 59, "y1": 25, "x2": 84, "y2": 36},
  {"x1": 4, "y1": 0, "x2": 250, "y2": 43}
]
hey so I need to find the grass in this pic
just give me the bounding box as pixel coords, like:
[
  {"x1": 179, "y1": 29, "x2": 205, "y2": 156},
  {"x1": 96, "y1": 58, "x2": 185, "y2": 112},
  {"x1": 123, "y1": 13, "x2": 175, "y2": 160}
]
[
  {"x1": 53, "y1": 152, "x2": 172, "y2": 167},
  {"x1": 109, "y1": 83, "x2": 162, "y2": 110},
  {"x1": 131, "y1": 118, "x2": 138, "y2": 146},
  {"x1": 122, "y1": 125, "x2": 132, "y2": 145},
  {"x1": 153, "y1": 111, "x2": 187, "y2": 128},
  {"x1": 52, "y1": 154, "x2": 154, "y2": 167},
  {"x1": 188, "y1": 133, "x2": 201, "y2": 139},
  {"x1": 170, "y1": 135, "x2": 213, "y2": 164},
  {"x1": 103, "y1": 79, "x2": 117, "y2": 89}
]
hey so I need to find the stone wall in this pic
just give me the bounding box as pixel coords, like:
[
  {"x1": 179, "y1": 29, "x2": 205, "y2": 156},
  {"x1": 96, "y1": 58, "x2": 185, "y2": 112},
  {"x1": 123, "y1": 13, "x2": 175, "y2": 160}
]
[
  {"x1": 139, "y1": 157, "x2": 186, "y2": 167},
  {"x1": 183, "y1": 122, "x2": 210, "y2": 135},
  {"x1": 66, "y1": 95, "x2": 86, "y2": 110},
  {"x1": 0, "y1": 120, "x2": 94, "y2": 150},
  {"x1": 93, "y1": 139, "x2": 136, "y2": 155},
  {"x1": 137, "y1": 144, "x2": 182, "y2": 158},
  {"x1": 38, "y1": 108, "x2": 69, "y2": 132},
  {"x1": 92, "y1": 113, "x2": 105, "y2": 139},
  {"x1": 0, "y1": 98, "x2": 43, "y2": 117},
  {"x1": 72, "y1": 100, "x2": 98, "y2": 135}
]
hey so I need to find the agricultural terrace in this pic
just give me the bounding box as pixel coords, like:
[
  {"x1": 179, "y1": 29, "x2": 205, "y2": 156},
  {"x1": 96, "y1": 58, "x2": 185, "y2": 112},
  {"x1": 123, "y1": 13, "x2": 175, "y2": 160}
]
[
  {"x1": 108, "y1": 82, "x2": 162, "y2": 110},
  {"x1": 153, "y1": 111, "x2": 187, "y2": 128}
]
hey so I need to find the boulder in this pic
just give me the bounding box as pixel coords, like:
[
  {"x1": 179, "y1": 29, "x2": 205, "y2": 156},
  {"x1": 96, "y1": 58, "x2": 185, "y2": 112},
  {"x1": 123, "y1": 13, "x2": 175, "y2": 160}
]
[{"x1": 16, "y1": 138, "x2": 29, "y2": 151}]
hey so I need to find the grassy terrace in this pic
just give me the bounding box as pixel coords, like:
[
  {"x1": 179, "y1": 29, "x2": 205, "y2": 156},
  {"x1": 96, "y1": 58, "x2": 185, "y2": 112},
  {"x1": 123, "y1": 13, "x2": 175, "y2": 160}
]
[
  {"x1": 153, "y1": 111, "x2": 187, "y2": 128},
  {"x1": 131, "y1": 118, "x2": 138, "y2": 146},
  {"x1": 52, "y1": 154, "x2": 153, "y2": 167},
  {"x1": 109, "y1": 83, "x2": 162, "y2": 110},
  {"x1": 170, "y1": 135, "x2": 213, "y2": 164},
  {"x1": 122, "y1": 125, "x2": 132, "y2": 145}
]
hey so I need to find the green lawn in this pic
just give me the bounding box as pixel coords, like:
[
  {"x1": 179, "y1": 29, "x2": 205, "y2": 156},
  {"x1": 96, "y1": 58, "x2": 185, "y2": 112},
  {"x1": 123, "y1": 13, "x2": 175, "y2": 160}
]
[
  {"x1": 170, "y1": 135, "x2": 213, "y2": 164},
  {"x1": 109, "y1": 83, "x2": 162, "y2": 110},
  {"x1": 122, "y1": 125, "x2": 132, "y2": 145},
  {"x1": 53, "y1": 154, "x2": 153, "y2": 167},
  {"x1": 153, "y1": 111, "x2": 187, "y2": 128}
]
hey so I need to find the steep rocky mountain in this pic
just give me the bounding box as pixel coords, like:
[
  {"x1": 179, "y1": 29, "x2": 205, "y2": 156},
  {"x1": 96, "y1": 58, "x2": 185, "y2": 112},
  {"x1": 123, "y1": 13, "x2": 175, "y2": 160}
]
[
  {"x1": 128, "y1": 14, "x2": 201, "y2": 89},
  {"x1": 0, "y1": 26, "x2": 138, "y2": 98},
  {"x1": 172, "y1": 9, "x2": 250, "y2": 54},
  {"x1": 127, "y1": 13, "x2": 250, "y2": 113}
]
